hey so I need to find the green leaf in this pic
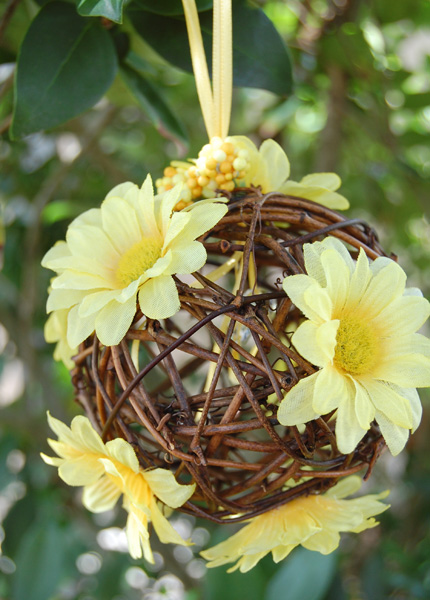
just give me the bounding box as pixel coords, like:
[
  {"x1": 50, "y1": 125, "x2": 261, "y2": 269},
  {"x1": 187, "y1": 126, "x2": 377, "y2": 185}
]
[
  {"x1": 41, "y1": 200, "x2": 84, "y2": 224},
  {"x1": 266, "y1": 548, "x2": 337, "y2": 600},
  {"x1": 203, "y1": 559, "x2": 267, "y2": 600},
  {"x1": 120, "y1": 61, "x2": 188, "y2": 146},
  {"x1": 132, "y1": 0, "x2": 212, "y2": 15},
  {"x1": 373, "y1": 0, "x2": 421, "y2": 23},
  {"x1": 2, "y1": 492, "x2": 38, "y2": 558},
  {"x1": 12, "y1": 519, "x2": 69, "y2": 600},
  {"x1": 0, "y1": 433, "x2": 18, "y2": 490},
  {"x1": 78, "y1": 0, "x2": 125, "y2": 24},
  {"x1": 128, "y1": 0, "x2": 293, "y2": 96},
  {"x1": 11, "y1": 2, "x2": 117, "y2": 139}
]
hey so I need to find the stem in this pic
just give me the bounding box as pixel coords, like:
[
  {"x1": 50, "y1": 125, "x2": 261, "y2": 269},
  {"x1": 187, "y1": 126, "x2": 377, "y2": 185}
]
[{"x1": 0, "y1": 0, "x2": 21, "y2": 43}]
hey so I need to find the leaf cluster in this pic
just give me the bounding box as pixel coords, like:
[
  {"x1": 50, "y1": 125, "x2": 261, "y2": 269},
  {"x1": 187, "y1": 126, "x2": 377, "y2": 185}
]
[{"x1": 4, "y1": 0, "x2": 293, "y2": 142}]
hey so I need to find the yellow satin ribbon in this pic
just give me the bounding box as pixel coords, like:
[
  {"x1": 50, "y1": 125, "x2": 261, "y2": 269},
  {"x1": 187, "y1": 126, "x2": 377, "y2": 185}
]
[{"x1": 182, "y1": 0, "x2": 232, "y2": 140}]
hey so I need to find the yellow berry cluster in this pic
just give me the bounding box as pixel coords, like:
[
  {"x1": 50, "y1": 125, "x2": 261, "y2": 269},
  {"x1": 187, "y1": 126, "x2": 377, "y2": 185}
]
[
  {"x1": 155, "y1": 162, "x2": 194, "y2": 211},
  {"x1": 155, "y1": 137, "x2": 250, "y2": 207},
  {"x1": 194, "y1": 137, "x2": 250, "y2": 196}
]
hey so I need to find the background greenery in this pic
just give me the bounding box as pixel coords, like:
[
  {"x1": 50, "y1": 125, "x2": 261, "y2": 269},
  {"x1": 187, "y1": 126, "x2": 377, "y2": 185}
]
[{"x1": 1, "y1": 0, "x2": 430, "y2": 598}]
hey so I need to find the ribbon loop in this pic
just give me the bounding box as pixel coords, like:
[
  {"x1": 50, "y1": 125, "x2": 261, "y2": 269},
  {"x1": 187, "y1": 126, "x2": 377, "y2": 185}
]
[{"x1": 182, "y1": 0, "x2": 232, "y2": 140}]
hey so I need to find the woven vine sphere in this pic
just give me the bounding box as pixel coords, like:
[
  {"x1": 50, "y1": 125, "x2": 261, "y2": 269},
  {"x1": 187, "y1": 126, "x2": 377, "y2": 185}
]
[{"x1": 72, "y1": 190, "x2": 389, "y2": 524}]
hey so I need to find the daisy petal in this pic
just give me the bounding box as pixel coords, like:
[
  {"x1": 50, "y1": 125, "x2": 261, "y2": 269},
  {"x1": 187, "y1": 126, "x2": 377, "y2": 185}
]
[
  {"x1": 70, "y1": 415, "x2": 106, "y2": 454},
  {"x1": 40, "y1": 453, "x2": 62, "y2": 467},
  {"x1": 292, "y1": 321, "x2": 333, "y2": 367},
  {"x1": 303, "y1": 529, "x2": 341, "y2": 554},
  {"x1": 95, "y1": 295, "x2": 137, "y2": 346},
  {"x1": 303, "y1": 284, "x2": 333, "y2": 322},
  {"x1": 277, "y1": 372, "x2": 320, "y2": 426},
  {"x1": 106, "y1": 438, "x2": 139, "y2": 472},
  {"x1": 67, "y1": 224, "x2": 120, "y2": 265},
  {"x1": 101, "y1": 196, "x2": 142, "y2": 254},
  {"x1": 320, "y1": 237, "x2": 355, "y2": 271},
  {"x1": 300, "y1": 173, "x2": 341, "y2": 191},
  {"x1": 138, "y1": 275, "x2": 180, "y2": 320},
  {"x1": 375, "y1": 410, "x2": 409, "y2": 456},
  {"x1": 361, "y1": 379, "x2": 413, "y2": 429},
  {"x1": 235, "y1": 553, "x2": 269, "y2": 573},
  {"x1": 325, "y1": 475, "x2": 361, "y2": 499},
  {"x1": 53, "y1": 270, "x2": 111, "y2": 291},
  {"x1": 314, "y1": 190, "x2": 349, "y2": 210},
  {"x1": 78, "y1": 290, "x2": 123, "y2": 318},
  {"x1": 396, "y1": 386, "x2": 423, "y2": 431},
  {"x1": 272, "y1": 545, "x2": 295, "y2": 563},
  {"x1": 372, "y1": 295, "x2": 430, "y2": 337},
  {"x1": 143, "y1": 250, "x2": 173, "y2": 279},
  {"x1": 67, "y1": 304, "x2": 95, "y2": 348},
  {"x1": 47, "y1": 288, "x2": 87, "y2": 312},
  {"x1": 403, "y1": 287, "x2": 423, "y2": 297},
  {"x1": 303, "y1": 243, "x2": 327, "y2": 287},
  {"x1": 162, "y1": 211, "x2": 190, "y2": 249},
  {"x1": 47, "y1": 412, "x2": 75, "y2": 444},
  {"x1": 105, "y1": 181, "x2": 137, "y2": 201},
  {"x1": 259, "y1": 138, "x2": 290, "y2": 189},
  {"x1": 279, "y1": 182, "x2": 349, "y2": 210},
  {"x1": 58, "y1": 455, "x2": 104, "y2": 486},
  {"x1": 313, "y1": 366, "x2": 346, "y2": 414},
  {"x1": 373, "y1": 353, "x2": 430, "y2": 388},
  {"x1": 359, "y1": 260, "x2": 406, "y2": 318},
  {"x1": 347, "y1": 249, "x2": 371, "y2": 310},
  {"x1": 166, "y1": 241, "x2": 207, "y2": 275},
  {"x1": 134, "y1": 175, "x2": 159, "y2": 238},
  {"x1": 335, "y1": 398, "x2": 367, "y2": 454},
  {"x1": 150, "y1": 497, "x2": 191, "y2": 545},
  {"x1": 386, "y1": 333, "x2": 430, "y2": 358},
  {"x1": 42, "y1": 241, "x2": 71, "y2": 270},
  {"x1": 177, "y1": 202, "x2": 228, "y2": 244},
  {"x1": 125, "y1": 504, "x2": 152, "y2": 562},
  {"x1": 352, "y1": 380, "x2": 375, "y2": 430},
  {"x1": 159, "y1": 185, "x2": 182, "y2": 236},
  {"x1": 283, "y1": 275, "x2": 323, "y2": 322},
  {"x1": 83, "y1": 476, "x2": 122, "y2": 513},
  {"x1": 144, "y1": 469, "x2": 195, "y2": 508},
  {"x1": 320, "y1": 248, "x2": 350, "y2": 314},
  {"x1": 316, "y1": 320, "x2": 339, "y2": 363}
]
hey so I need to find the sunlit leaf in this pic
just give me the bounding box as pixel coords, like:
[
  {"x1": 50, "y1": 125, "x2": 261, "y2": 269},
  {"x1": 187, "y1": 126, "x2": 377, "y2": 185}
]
[
  {"x1": 77, "y1": 0, "x2": 125, "y2": 23},
  {"x1": 41, "y1": 200, "x2": 84, "y2": 225},
  {"x1": 128, "y1": 0, "x2": 293, "y2": 95},
  {"x1": 11, "y1": 2, "x2": 117, "y2": 139},
  {"x1": 132, "y1": 0, "x2": 212, "y2": 15}
]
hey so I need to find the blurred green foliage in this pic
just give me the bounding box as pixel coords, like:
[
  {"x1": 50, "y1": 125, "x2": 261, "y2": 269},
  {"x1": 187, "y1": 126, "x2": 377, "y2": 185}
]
[{"x1": 1, "y1": 0, "x2": 430, "y2": 598}]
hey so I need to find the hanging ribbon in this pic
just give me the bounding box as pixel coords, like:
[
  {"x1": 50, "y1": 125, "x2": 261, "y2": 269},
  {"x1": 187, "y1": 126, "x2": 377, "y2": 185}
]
[
  {"x1": 213, "y1": 0, "x2": 232, "y2": 139},
  {"x1": 182, "y1": 0, "x2": 232, "y2": 140}
]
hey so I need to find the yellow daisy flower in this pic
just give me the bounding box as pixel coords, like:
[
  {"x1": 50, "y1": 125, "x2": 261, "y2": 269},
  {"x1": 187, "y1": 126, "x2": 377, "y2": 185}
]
[
  {"x1": 201, "y1": 476, "x2": 389, "y2": 572},
  {"x1": 229, "y1": 135, "x2": 350, "y2": 210},
  {"x1": 278, "y1": 237, "x2": 430, "y2": 455},
  {"x1": 44, "y1": 309, "x2": 78, "y2": 369},
  {"x1": 41, "y1": 413, "x2": 196, "y2": 562},
  {"x1": 156, "y1": 136, "x2": 349, "y2": 209},
  {"x1": 42, "y1": 175, "x2": 228, "y2": 347}
]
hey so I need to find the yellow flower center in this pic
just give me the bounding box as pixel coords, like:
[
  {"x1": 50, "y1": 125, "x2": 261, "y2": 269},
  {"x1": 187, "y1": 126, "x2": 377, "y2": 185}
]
[
  {"x1": 334, "y1": 316, "x2": 379, "y2": 375},
  {"x1": 116, "y1": 237, "x2": 162, "y2": 287}
]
